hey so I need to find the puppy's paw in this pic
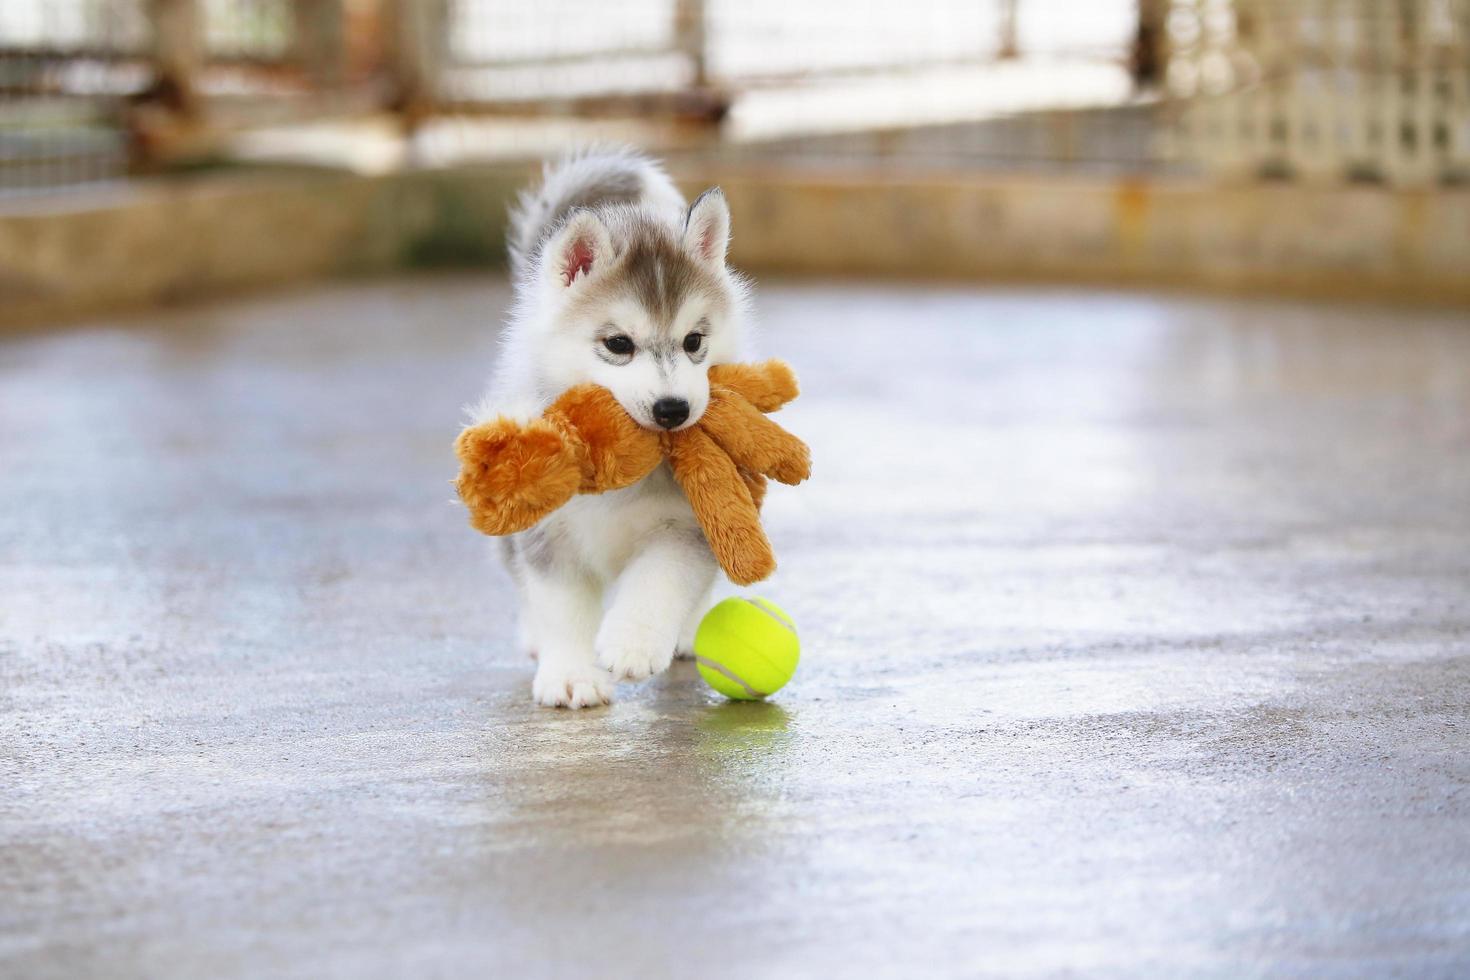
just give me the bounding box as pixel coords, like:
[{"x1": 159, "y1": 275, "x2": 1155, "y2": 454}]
[
  {"x1": 595, "y1": 623, "x2": 675, "y2": 682},
  {"x1": 673, "y1": 621, "x2": 698, "y2": 661},
  {"x1": 673, "y1": 601, "x2": 708, "y2": 660},
  {"x1": 532, "y1": 662, "x2": 614, "y2": 709}
]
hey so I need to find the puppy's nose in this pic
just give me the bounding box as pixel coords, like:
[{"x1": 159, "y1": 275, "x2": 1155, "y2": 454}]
[{"x1": 652, "y1": 397, "x2": 690, "y2": 429}]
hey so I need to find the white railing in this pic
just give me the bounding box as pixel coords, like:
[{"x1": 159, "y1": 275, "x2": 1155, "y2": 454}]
[
  {"x1": 1165, "y1": 0, "x2": 1470, "y2": 185},
  {"x1": 14, "y1": 1, "x2": 1464, "y2": 192}
]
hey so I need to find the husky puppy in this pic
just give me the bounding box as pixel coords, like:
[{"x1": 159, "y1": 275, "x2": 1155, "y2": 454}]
[{"x1": 468, "y1": 148, "x2": 749, "y2": 708}]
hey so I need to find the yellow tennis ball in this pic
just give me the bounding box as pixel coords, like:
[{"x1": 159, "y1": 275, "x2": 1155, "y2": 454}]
[{"x1": 694, "y1": 597, "x2": 800, "y2": 700}]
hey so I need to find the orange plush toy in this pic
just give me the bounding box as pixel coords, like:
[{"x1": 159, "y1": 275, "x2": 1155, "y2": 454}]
[{"x1": 454, "y1": 360, "x2": 810, "y2": 585}]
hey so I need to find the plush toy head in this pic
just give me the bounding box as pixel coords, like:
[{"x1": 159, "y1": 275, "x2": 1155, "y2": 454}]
[{"x1": 455, "y1": 360, "x2": 810, "y2": 584}]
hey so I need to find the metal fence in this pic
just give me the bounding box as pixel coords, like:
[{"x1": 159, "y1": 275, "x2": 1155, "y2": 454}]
[
  {"x1": 2, "y1": 0, "x2": 1468, "y2": 196},
  {"x1": 0, "y1": 1, "x2": 144, "y2": 192},
  {"x1": 1163, "y1": 0, "x2": 1470, "y2": 185}
]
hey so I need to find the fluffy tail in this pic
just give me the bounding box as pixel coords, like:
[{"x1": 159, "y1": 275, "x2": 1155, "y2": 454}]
[{"x1": 508, "y1": 147, "x2": 683, "y2": 278}]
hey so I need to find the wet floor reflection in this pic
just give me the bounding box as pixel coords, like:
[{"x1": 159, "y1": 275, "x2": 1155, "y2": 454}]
[
  {"x1": 474, "y1": 663, "x2": 797, "y2": 856},
  {"x1": 692, "y1": 700, "x2": 794, "y2": 781}
]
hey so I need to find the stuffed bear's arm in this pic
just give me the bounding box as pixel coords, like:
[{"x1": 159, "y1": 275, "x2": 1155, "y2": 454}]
[
  {"x1": 696, "y1": 390, "x2": 811, "y2": 486},
  {"x1": 707, "y1": 359, "x2": 800, "y2": 414},
  {"x1": 454, "y1": 417, "x2": 582, "y2": 535}
]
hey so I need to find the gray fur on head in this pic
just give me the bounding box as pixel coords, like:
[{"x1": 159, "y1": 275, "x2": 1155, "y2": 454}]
[{"x1": 508, "y1": 146, "x2": 685, "y2": 280}]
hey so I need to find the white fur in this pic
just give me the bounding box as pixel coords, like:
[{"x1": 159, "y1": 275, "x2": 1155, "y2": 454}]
[{"x1": 468, "y1": 149, "x2": 750, "y2": 708}]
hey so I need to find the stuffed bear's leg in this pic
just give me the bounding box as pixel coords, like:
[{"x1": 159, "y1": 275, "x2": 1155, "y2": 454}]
[
  {"x1": 666, "y1": 427, "x2": 776, "y2": 585},
  {"x1": 521, "y1": 560, "x2": 614, "y2": 708},
  {"x1": 596, "y1": 528, "x2": 718, "y2": 681}
]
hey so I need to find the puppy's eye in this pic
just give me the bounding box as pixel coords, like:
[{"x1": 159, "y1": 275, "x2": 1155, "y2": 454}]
[
  {"x1": 682, "y1": 332, "x2": 704, "y2": 354},
  {"x1": 603, "y1": 335, "x2": 635, "y2": 356}
]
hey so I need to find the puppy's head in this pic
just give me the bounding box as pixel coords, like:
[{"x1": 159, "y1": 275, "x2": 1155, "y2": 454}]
[{"x1": 533, "y1": 189, "x2": 742, "y2": 431}]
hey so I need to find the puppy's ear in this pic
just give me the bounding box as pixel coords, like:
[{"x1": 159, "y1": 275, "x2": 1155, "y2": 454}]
[
  {"x1": 544, "y1": 211, "x2": 613, "y2": 288},
  {"x1": 684, "y1": 188, "x2": 730, "y2": 266}
]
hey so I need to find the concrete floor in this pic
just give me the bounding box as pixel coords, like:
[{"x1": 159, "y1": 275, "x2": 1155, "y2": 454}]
[{"x1": 2, "y1": 277, "x2": 1469, "y2": 978}]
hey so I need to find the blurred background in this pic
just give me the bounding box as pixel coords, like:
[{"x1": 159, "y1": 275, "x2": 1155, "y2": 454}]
[
  {"x1": 3, "y1": 0, "x2": 1468, "y2": 318},
  {"x1": 6, "y1": 7, "x2": 1470, "y2": 975}
]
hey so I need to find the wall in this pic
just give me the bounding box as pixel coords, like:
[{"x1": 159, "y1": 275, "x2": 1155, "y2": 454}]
[{"x1": 2, "y1": 164, "x2": 1468, "y2": 326}]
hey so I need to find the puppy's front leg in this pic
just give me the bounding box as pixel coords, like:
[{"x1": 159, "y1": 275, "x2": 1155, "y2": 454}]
[
  {"x1": 524, "y1": 565, "x2": 614, "y2": 708},
  {"x1": 674, "y1": 583, "x2": 714, "y2": 660},
  {"x1": 597, "y1": 529, "x2": 718, "y2": 682}
]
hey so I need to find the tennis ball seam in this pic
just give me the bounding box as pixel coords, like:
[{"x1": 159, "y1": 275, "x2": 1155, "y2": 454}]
[
  {"x1": 694, "y1": 655, "x2": 764, "y2": 698},
  {"x1": 743, "y1": 597, "x2": 796, "y2": 633}
]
